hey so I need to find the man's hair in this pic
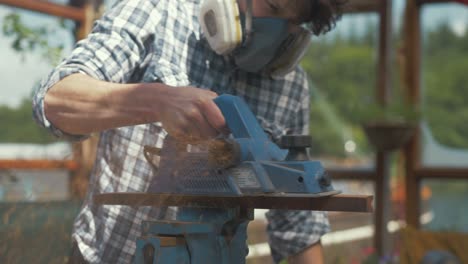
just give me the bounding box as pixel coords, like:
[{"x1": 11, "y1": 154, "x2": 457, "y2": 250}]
[{"x1": 306, "y1": 0, "x2": 347, "y2": 36}]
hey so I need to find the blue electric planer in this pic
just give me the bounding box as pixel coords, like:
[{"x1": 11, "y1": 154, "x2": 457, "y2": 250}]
[
  {"x1": 146, "y1": 94, "x2": 336, "y2": 197},
  {"x1": 135, "y1": 94, "x2": 339, "y2": 264}
]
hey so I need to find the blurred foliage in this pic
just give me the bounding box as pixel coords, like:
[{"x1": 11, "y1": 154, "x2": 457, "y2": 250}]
[
  {"x1": 302, "y1": 19, "x2": 468, "y2": 157},
  {"x1": 301, "y1": 24, "x2": 377, "y2": 157},
  {"x1": 355, "y1": 102, "x2": 421, "y2": 125},
  {"x1": 423, "y1": 22, "x2": 468, "y2": 149},
  {"x1": 0, "y1": 98, "x2": 57, "y2": 144},
  {"x1": 1, "y1": 12, "x2": 69, "y2": 143},
  {"x1": 2, "y1": 13, "x2": 65, "y2": 65}
]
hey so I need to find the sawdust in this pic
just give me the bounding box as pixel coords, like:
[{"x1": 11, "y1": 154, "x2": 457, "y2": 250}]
[
  {"x1": 0, "y1": 201, "x2": 80, "y2": 263},
  {"x1": 207, "y1": 139, "x2": 238, "y2": 169},
  {"x1": 167, "y1": 136, "x2": 238, "y2": 169}
]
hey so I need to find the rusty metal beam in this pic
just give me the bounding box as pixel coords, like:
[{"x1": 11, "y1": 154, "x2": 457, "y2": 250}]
[
  {"x1": 0, "y1": 0, "x2": 85, "y2": 22},
  {"x1": 0, "y1": 159, "x2": 78, "y2": 170},
  {"x1": 94, "y1": 193, "x2": 374, "y2": 213}
]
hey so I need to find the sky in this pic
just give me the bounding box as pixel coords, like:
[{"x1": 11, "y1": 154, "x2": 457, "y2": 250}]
[
  {"x1": 0, "y1": 1, "x2": 467, "y2": 108},
  {"x1": 0, "y1": 6, "x2": 74, "y2": 108}
]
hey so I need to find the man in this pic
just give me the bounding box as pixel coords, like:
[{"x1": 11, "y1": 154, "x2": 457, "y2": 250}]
[{"x1": 33, "y1": 0, "x2": 344, "y2": 263}]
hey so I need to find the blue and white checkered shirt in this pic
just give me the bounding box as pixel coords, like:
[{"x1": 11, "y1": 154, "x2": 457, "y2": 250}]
[{"x1": 33, "y1": 0, "x2": 329, "y2": 263}]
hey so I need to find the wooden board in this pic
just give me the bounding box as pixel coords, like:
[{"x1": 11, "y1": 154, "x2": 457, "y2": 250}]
[
  {"x1": 93, "y1": 192, "x2": 373, "y2": 213},
  {"x1": 0, "y1": 159, "x2": 78, "y2": 170},
  {"x1": 0, "y1": 0, "x2": 85, "y2": 21}
]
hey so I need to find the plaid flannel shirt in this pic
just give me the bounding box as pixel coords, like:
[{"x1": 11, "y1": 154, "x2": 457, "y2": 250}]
[{"x1": 32, "y1": 0, "x2": 329, "y2": 263}]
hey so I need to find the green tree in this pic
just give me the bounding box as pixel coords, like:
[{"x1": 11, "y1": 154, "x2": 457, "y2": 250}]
[
  {"x1": 2, "y1": 13, "x2": 65, "y2": 65},
  {"x1": 302, "y1": 31, "x2": 377, "y2": 157},
  {"x1": 423, "y1": 22, "x2": 468, "y2": 148},
  {"x1": 302, "y1": 17, "x2": 468, "y2": 157},
  {"x1": 1, "y1": 12, "x2": 69, "y2": 143},
  {"x1": 0, "y1": 98, "x2": 57, "y2": 143}
]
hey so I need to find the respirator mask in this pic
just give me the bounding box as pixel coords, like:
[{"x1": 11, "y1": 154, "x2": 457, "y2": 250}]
[{"x1": 199, "y1": 0, "x2": 312, "y2": 78}]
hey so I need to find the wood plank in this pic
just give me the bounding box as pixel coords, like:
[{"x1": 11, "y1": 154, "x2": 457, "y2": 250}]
[
  {"x1": 343, "y1": 0, "x2": 380, "y2": 13},
  {"x1": 403, "y1": 0, "x2": 422, "y2": 229},
  {"x1": 328, "y1": 168, "x2": 376, "y2": 181},
  {"x1": 0, "y1": 159, "x2": 79, "y2": 170},
  {"x1": 374, "y1": 151, "x2": 392, "y2": 257},
  {"x1": 417, "y1": 0, "x2": 452, "y2": 5},
  {"x1": 93, "y1": 193, "x2": 374, "y2": 213},
  {"x1": 414, "y1": 168, "x2": 468, "y2": 179},
  {"x1": 0, "y1": 0, "x2": 85, "y2": 22},
  {"x1": 373, "y1": 0, "x2": 393, "y2": 256},
  {"x1": 377, "y1": 0, "x2": 392, "y2": 105}
]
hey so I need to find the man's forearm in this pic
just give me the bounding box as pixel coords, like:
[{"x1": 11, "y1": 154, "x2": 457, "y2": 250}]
[
  {"x1": 44, "y1": 73, "x2": 165, "y2": 136},
  {"x1": 43, "y1": 73, "x2": 227, "y2": 139}
]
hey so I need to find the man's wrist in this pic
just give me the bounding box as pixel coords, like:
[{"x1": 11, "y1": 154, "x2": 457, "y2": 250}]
[{"x1": 108, "y1": 81, "x2": 173, "y2": 125}]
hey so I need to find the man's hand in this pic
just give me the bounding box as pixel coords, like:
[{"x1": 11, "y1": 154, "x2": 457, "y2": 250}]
[
  {"x1": 157, "y1": 87, "x2": 228, "y2": 142},
  {"x1": 44, "y1": 74, "x2": 228, "y2": 141}
]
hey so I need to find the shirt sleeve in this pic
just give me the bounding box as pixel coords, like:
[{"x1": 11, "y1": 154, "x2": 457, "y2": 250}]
[
  {"x1": 266, "y1": 210, "x2": 330, "y2": 263},
  {"x1": 288, "y1": 71, "x2": 310, "y2": 135},
  {"x1": 265, "y1": 69, "x2": 330, "y2": 263},
  {"x1": 32, "y1": 0, "x2": 161, "y2": 140}
]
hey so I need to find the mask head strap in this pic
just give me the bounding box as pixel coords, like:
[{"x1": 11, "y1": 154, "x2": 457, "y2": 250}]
[{"x1": 243, "y1": 0, "x2": 253, "y2": 46}]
